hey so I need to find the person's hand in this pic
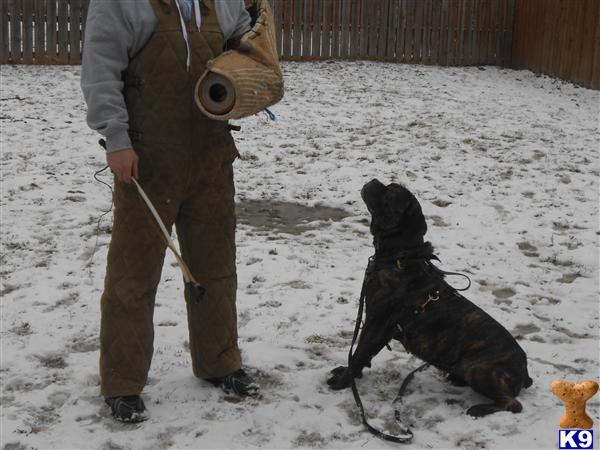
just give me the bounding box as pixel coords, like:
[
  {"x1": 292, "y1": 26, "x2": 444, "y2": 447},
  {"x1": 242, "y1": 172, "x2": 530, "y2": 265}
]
[{"x1": 107, "y1": 148, "x2": 139, "y2": 184}]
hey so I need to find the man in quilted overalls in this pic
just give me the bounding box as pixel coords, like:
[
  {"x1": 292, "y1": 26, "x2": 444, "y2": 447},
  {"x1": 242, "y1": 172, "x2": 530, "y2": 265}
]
[{"x1": 81, "y1": 0, "x2": 257, "y2": 423}]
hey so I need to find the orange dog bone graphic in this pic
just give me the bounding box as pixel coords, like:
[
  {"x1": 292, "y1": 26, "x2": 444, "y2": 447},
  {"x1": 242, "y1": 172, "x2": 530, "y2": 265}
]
[{"x1": 551, "y1": 380, "x2": 599, "y2": 429}]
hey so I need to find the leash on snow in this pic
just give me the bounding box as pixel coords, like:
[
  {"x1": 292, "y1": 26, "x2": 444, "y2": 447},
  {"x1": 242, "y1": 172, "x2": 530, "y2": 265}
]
[
  {"x1": 97, "y1": 139, "x2": 205, "y2": 304},
  {"x1": 348, "y1": 258, "x2": 424, "y2": 444}
]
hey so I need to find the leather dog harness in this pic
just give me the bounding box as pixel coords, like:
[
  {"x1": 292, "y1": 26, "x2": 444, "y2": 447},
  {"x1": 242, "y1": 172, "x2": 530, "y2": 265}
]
[{"x1": 348, "y1": 245, "x2": 472, "y2": 443}]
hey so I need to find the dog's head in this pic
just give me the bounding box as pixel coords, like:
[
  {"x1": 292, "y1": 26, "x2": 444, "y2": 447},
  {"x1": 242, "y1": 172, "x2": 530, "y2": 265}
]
[{"x1": 361, "y1": 179, "x2": 427, "y2": 240}]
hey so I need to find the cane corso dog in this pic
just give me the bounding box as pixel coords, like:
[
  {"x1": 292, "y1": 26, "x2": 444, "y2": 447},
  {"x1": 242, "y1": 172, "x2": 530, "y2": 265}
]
[{"x1": 327, "y1": 179, "x2": 532, "y2": 417}]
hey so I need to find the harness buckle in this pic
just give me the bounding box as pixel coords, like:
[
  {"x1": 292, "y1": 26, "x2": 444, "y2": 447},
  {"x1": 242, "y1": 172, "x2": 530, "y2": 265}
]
[{"x1": 415, "y1": 291, "x2": 440, "y2": 314}]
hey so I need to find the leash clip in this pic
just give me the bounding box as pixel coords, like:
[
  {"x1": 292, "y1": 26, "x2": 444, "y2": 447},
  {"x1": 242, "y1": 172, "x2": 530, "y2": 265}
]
[{"x1": 415, "y1": 291, "x2": 440, "y2": 315}]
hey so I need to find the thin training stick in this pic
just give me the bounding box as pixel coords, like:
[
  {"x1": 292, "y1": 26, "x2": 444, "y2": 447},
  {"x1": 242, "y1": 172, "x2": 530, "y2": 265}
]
[{"x1": 132, "y1": 178, "x2": 194, "y2": 284}]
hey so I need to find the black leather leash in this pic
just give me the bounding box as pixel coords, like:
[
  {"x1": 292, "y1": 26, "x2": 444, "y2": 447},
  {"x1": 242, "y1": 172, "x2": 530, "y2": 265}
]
[{"x1": 348, "y1": 257, "x2": 415, "y2": 444}]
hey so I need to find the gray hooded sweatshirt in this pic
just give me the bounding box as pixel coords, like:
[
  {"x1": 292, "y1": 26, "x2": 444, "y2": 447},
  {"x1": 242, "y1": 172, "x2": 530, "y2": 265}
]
[{"x1": 81, "y1": 0, "x2": 251, "y2": 152}]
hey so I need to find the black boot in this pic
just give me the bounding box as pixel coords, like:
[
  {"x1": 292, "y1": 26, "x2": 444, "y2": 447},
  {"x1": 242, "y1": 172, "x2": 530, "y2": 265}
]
[
  {"x1": 206, "y1": 369, "x2": 260, "y2": 397},
  {"x1": 105, "y1": 395, "x2": 149, "y2": 423}
]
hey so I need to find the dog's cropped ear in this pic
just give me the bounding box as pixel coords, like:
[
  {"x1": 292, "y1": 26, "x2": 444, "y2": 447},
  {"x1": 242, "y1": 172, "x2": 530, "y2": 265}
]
[
  {"x1": 383, "y1": 187, "x2": 428, "y2": 236},
  {"x1": 383, "y1": 188, "x2": 419, "y2": 218}
]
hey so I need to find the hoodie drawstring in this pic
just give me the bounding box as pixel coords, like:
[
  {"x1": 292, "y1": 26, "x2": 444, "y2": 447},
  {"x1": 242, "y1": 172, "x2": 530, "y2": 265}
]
[{"x1": 174, "y1": 0, "x2": 202, "y2": 70}]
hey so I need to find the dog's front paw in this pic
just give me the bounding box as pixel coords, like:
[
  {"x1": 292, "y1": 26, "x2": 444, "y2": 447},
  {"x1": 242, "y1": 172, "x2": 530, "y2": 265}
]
[{"x1": 327, "y1": 366, "x2": 354, "y2": 390}]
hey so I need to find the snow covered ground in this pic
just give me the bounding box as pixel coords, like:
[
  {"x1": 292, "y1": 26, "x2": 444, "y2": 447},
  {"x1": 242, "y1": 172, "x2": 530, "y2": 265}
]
[{"x1": 1, "y1": 61, "x2": 598, "y2": 449}]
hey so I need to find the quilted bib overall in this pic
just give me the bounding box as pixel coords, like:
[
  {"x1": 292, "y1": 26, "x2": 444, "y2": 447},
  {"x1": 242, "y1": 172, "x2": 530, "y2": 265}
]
[{"x1": 100, "y1": 0, "x2": 241, "y2": 397}]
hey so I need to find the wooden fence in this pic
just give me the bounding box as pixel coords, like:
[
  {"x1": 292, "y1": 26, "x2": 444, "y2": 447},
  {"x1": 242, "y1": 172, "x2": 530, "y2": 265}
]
[
  {"x1": 0, "y1": 0, "x2": 598, "y2": 88},
  {"x1": 512, "y1": 0, "x2": 600, "y2": 89},
  {"x1": 271, "y1": 0, "x2": 515, "y2": 65},
  {"x1": 1, "y1": 0, "x2": 87, "y2": 64},
  {"x1": 0, "y1": 0, "x2": 515, "y2": 66}
]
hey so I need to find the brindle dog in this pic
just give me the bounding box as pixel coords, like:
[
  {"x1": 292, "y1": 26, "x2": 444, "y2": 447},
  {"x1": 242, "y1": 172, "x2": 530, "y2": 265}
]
[{"x1": 327, "y1": 179, "x2": 532, "y2": 417}]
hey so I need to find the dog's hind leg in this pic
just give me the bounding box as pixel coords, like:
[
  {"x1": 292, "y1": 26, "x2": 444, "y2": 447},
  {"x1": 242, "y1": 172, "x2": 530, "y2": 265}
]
[{"x1": 466, "y1": 370, "x2": 523, "y2": 417}]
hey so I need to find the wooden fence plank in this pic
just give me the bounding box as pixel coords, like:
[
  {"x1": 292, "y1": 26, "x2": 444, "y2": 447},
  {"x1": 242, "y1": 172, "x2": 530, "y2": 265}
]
[
  {"x1": 422, "y1": 0, "x2": 432, "y2": 63},
  {"x1": 456, "y1": 0, "x2": 466, "y2": 65},
  {"x1": 0, "y1": 0, "x2": 9, "y2": 63},
  {"x1": 46, "y1": 0, "x2": 56, "y2": 59},
  {"x1": 57, "y1": 0, "x2": 67, "y2": 60},
  {"x1": 349, "y1": 0, "x2": 360, "y2": 58},
  {"x1": 291, "y1": 0, "x2": 302, "y2": 58},
  {"x1": 414, "y1": 0, "x2": 424, "y2": 62},
  {"x1": 81, "y1": 0, "x2": 88, "y2": 55},
  {"x1": 481, "y1": 0, "x2": 491, "y2": 63},
  {"x1": 21, "y1": 0, "x2": 33, "y2": 62},
  {"x1": 339, "y1": 0, "x2": 350, "y2": 58},
  {"x1": 491, "y1": 0, "x2": 502, "y2": 65},
  {"x1": 406, "y1": 0, "x2": 417, "y2": 62},
  {"x1": 9, "y1": 0, "x2": 20, "y2": 62},
  {"x1": 558, "y1": 0, "x2": 584, "y2": 80},
  {"x1": 369, "y1": 0, "x2": 383, "y2": 59},
  {"x1": 478, "y1": 0, "x2": 489, "y2": 64},
  {"x1": 468, "y1": 0, "x2": 477, "y2": 65},
  {"x1": 502, "y1": 0, "x2": 515, "y2": 67},
  {"x1": 272, "y1": 0, "x2": 282, "y2": 57},
  {"x1": 545, "y1": 0, "x2": 559, "y2": 72},
  {"x1": 567, "y1": 0, "x2": 585, "y2": 82},
  {"x1": 431, "y1": 0, "x2": 439, "y2": 63},
  {"x1": 35, "y1": 0, "x2": 45, "y2": 59},
  {"x1": 576, "y1": 0, "x2": 597, "y2": 85},
  {"x1": 386, "y1": 0, "x2": 397, "y2": 61},
  {"x1": 377, "y1": 0, "x2": 389, "y2": 59},
  {"x1": 282, "y1": 0, "x2": 291, "y2": 59},
  {"x1": 554, "y1": 0, "x2": 568, "y2": 78},
  {"x1": 502, "y1": 0, "x2": 513, "y2": 66},
  {"x1": 358, "y1": 0, "x2": 367, "y2": 57},
  {"x1": 321, "y1": 0, "x2": 331, "y2": 58},
  {"x1": 302, "y1": 0, "x2": 311, "y2": 58},
  {"x1": 592, "y1": 0, "x2": 600, "y2": 89},
  {"x1": 311, "y1": 0, "x2": 322, "y2": 58},
  {"x1": 69, "y1": 0, "x2": 81, "y2": 61},
  {"x1": 446, "y1": 0, "x2": 458, "y2": 66},
  {"x1": 469, "y1": 0, "x2": 476, "y2": 64},
  {"x1": 331, "y1": 0, "x2": 340, "y2": 58},
  {"x1": 394, "y1": 0, "x2": 406, "y2": 62},
  {"x1": 438, "y1": 0, "x2": 448, "y2": 64}
]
